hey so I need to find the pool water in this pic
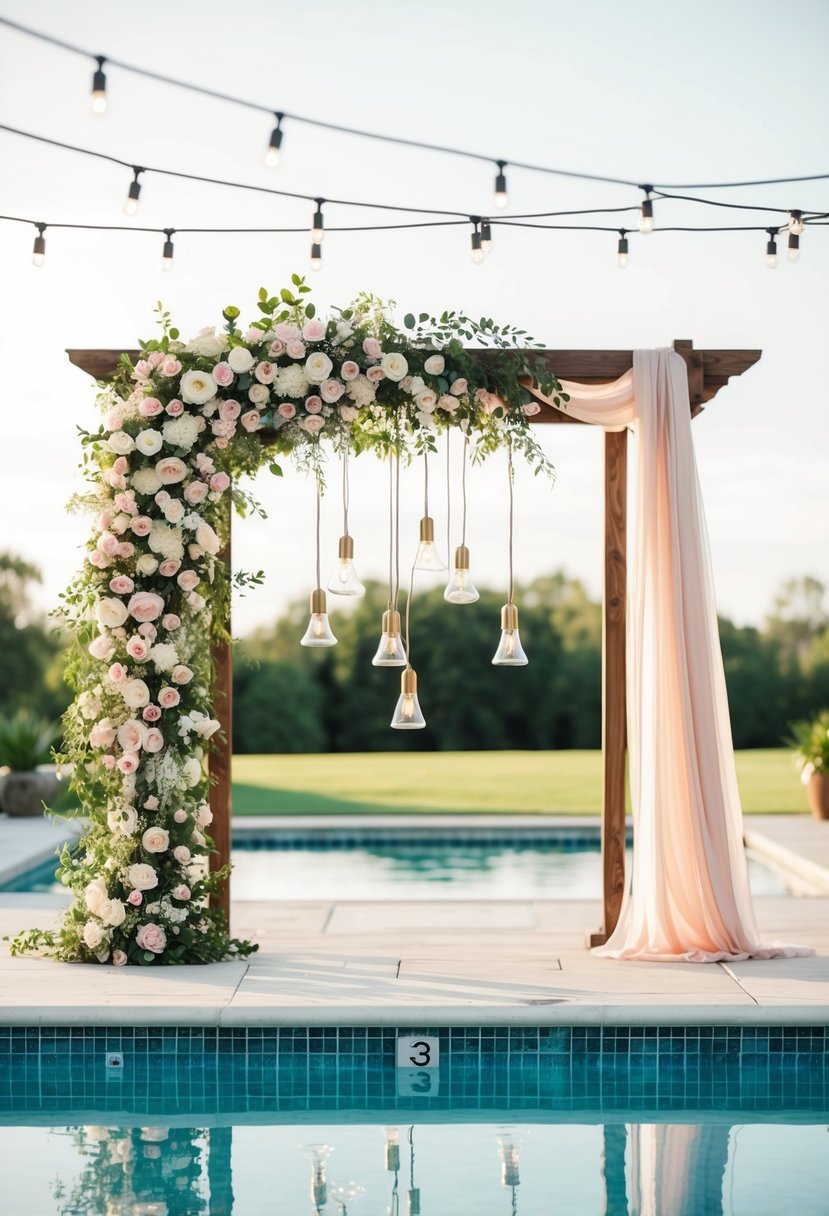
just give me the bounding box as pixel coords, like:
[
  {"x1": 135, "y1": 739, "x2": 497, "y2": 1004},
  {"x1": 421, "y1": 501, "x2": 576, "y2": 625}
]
[
  {"x1": 2, "y1": 840, "x2": 790, "y2": 900},
  {"x1": 3, "y1": 1119, "x2": 827, "y2": 1215}
]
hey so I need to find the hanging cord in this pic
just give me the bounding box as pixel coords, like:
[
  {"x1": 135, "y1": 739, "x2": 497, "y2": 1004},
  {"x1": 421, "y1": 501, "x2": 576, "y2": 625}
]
[
  {"x1": 408, "y1": 1126, "x2": 415, "y2": 1187},
  {"x1": 394, "y1": 441, "x2": 401, "y2": 612},
  {"x1": 404, "y1": 561, "x2": 416, "y2": 665},
  {"x1": 445, "y1": 428, "x2": 452, "y2": 564},
  {"x1": 423, "y1": 448, "x2": 430, "y2": 516},
  {"x1": 507, "y1": 443, "x2": 515, "y2": 604},
  {"x1": 386, "y1": 454, "x2": 394, "y2": 613},
  {"x1": 315, "y1": 474, "x2": 322, "y2": 591},
  {"x1": 342, "y1": 442, "x2": 350, "y2": 537},
  {"x1": 461, "y1": 433, "x2": 470, "y2": 547}
]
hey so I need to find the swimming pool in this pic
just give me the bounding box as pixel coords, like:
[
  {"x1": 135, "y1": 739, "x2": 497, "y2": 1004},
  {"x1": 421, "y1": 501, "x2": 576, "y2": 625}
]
[{"x1": 0, "y1": 835, "x2": 792, "y2": 900}]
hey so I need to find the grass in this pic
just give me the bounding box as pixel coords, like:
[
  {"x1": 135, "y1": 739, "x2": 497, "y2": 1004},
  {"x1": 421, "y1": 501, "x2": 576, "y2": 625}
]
[{"x1": 232, "y1": 749, "x2": 810, "y2": 817}]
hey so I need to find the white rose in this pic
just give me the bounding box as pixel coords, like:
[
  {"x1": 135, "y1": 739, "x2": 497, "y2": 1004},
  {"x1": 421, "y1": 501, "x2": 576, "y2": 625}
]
[
  {"x1": 304, "y1": 351, "x2": 333, "y2": 384},
  {"x1": 335, "y1": 321, "x2": 354, "y2": 342},
  {"x1": 131, "y1": 467, "x2": 163, "y2": 495},
  {"x1": 380, "y1": 352, "x2": 409, "y2": 382},
  {"x1": 142, "y1": 827, "x2": 170, "y2": 854},
  {"x1": 96, "y1": 597, "x2": 128, "y2": 629},
  {"x1": 180, "y1": 370, "x2": 218, "y2": 405},
  {"x1": 227, "y1": 346, "x2": 255, "y2": 373},
  {"x1": 408, "y1": 375, "x2": 426, "y2": 395},
  {"x1": 195, "y1": 803, "x2": 213, "y2": 828},
  {"x1": 155, "y1": 457, "x2": 188, "y2": 485},
  {"x1": 117, "y1": 719, "x2": 146, "y2": 752},
  {"x1": 248, "y1": 383, "x2": 270, "y2": 406},
  {"x1": 415, "y1": 390, "x2": 437, "y2": 412},
  {"x1": 195, "y1": 522, "x2": 221, "y2": 555},
  {"x1": 136, "y1": 554, "x2": 159, "y2": 575},
  {"x1": 83, "y1": 921, "x2": 105, "y2": 950},
  {"x1": 107, "y1": 805, "x2": 137, "y2": 836},
  {"x1": 100, "y1": 898, "x2": 126, "y2": 928},
  {"x1": 164, "y1": 499, "x2": 185, "y2": 524},
  {"x1": 127, "y1": 863, "x2": 158, "y2": 891},
  {"x1": 122, "y1": 678, "x2": 150, "y2": 709},
  {"x1": 84, "y1": 876, "x2": 108, "y2": 916},
  {"x1": 107, "y1": 431, "x2": 134, "y2": 455},
  {"x1": 186, "y1": 329, "x2": 226, "y2": 357},
  {"x1": 183, "y1": 757, "x2": 203, "y2": 787},
  {"x1": 135, "y1": 429, "x2": 163, "y2": 456},
  {"x1": 424, "y1": 354, "x2": 445, "y2": 376}
]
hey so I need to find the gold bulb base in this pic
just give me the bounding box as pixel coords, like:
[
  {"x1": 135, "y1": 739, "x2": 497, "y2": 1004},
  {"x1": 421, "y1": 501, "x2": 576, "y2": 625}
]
[
  {"x1": 338, "y1": 534, "x2": 354, "y2": 561},
  {"x1": 401, "y1": 667, "x2": 418, "y2": 696},
  {"x1": 501, "y1": 602, "x2": 519, "y2": 631},
  {"x1": 454, "y1": 544, "x2": 471, "y2": 571},
  {"x1": 310, "y1": 587, "x2": 327, "y2": 614},
  {"x1": 419, "y1": 516, "x2": 435, "y2": 543},
  {"x1": 382, "y1": 609, "x2": 402, "y2": 635}
]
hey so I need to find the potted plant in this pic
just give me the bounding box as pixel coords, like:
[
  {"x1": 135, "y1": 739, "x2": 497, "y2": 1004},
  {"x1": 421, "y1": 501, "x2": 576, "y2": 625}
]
[
  {"x1": 788, "y1": 709, "x2": 829, "y2": 820},
  {"x1": 0, "y1": 709, "x2": 62, "y2": 817}
]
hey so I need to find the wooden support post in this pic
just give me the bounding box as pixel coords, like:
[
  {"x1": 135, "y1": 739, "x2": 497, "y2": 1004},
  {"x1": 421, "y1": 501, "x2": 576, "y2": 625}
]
[
  {"x1": 209, "y1": 508, "x2": 232, "y2": 926},
  {"x1": 673, "y1": 338, "x2": 706, "y2": 416},
  {"x1": 591, "y1": 429, "x2": 628, "y2": 947}
]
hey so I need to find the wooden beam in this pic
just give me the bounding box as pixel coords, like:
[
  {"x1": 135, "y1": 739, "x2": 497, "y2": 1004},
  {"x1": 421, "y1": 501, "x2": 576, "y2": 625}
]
[{"x1": 590, "y1": 429, "x2": 628, "y2": 948}]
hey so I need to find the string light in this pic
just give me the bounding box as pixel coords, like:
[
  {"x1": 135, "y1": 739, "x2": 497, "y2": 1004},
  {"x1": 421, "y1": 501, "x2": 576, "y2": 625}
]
[
  {"x1": 90, "y1": 55, "x2": 107, "y2": 114},
  {"x1": 310, "y1": 241, "x2": 322, "y2": 271},
  {"x1": 765, "y1": 229, "x2": 778, "y2": 269},
  {"x1": 480, "y1": 220, "x2": 493, "y2": 251},
  {"x1": 787, "y1": 232, "x2": 800, "y2": 263},
  {"x1": 31, "y1": 222, "x2": 46, "y2": 267},
  {"x1": 311, "y1": 198, "x2": 325, "y2": 243},
  {"x1": 616, "y1": 229, "x2": 629, "y2": 268},
  {"x1": 788, "y1": 209, "x2": 804, "y2": 236},
  {"x1": 494, "y1": 160, "x2": 509, "y2": 209},
  {"x1": 639, "y1": 188, "x2": 654, "y2": 234},
  {"x1": 123, "y1": 167, "x2": 143, "y2": 216},
  {"x1": 264, "y1": 112, "x2": 283, "y2": 168},
  {"x1": 161, "y1": 228, "x2": 174, "y2": 272},
  {"x1": 470, "y1": 221, "x2": 485, "y2": 265}
]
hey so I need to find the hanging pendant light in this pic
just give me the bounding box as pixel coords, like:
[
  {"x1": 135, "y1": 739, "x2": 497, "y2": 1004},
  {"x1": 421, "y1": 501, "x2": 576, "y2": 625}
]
[
  {"x1": 372, "y1": 609, "x2": 407, "y2": 666},
  {"x1": 444, "y1": 433, "x2": 480, "y2": 603},
  {"x1": 391, "y1": 667, "x2": 426, "y2": 729},
  {"x1": 492, "y1": 444, "x2": 528, "y2": 665},
  {"x1": 373, "y1": 449, "x2": 408, "y2": 666},
  {"x1": 407, "y1": 1127, "x2": 421, "y2": 1216},
  {"x1": 328, "y1": 447, "x2": 365, "y2": 596},
  {"x1": 414, "y1": 452, "x2": 446, "y2": 571},
  {"x1": 301, "y1": 477, "x2": 337, "y2": 647}
]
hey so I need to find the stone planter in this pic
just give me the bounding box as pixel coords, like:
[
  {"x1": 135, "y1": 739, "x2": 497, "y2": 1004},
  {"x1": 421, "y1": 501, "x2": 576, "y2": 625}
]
[
  {"x1": 0, "y1": 768, "x2": 62, "y2": 817},
  {"x1": 806, "y1": 772, "x2": 829, "y2": 821}
]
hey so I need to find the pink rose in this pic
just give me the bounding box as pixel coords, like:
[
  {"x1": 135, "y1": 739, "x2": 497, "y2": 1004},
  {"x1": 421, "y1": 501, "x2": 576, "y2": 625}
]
[
  {"x1": 274, "y1": 322, "x2": 301, "y2": 342},
  {"x1": 254, "y1": 361, "x2": 276, "y2": 384},
  {"x1": 305, "y1": 395, "x2": 323, "y2": 414},
  {"x1": 138, "y1": 622, "x2": 157, "y2": 640},
  {"x1": 166, "y1": 399, "x2": 184, "y2": 417},
  {"x1": 209, "y1": 472, "x2": 230, "y2": 493},
  {"x1": 219, "y1": 399, "x2": 241, "y2": 422},
  {"x1": 155, "y1": 457, "x2": 187, "y2": 484},
  {"x1": 362, "y1": 337, "x2": 382, "y2": 358},
  {"x1": 177, "y1": 570, "x2": 199, "y2": 592},
  {"x1": 450, "y1": 378, "x2": 468, "y2": 396},
  {"x1": 162, "y1": 613, "x2": 181, "y2": 631},
  {"x1": 110, "y1": 576, "x2": 135, "y2": 598},
  {"x1": 286, "y1": 339, "x2": 306, "y2": 359},
  {"x1": 212, "y1": 418, "x2": 237, "y2": 438},
  {"x1": 133, "y1": 359, "x2": 152, "y2": 379},
  {"x1": 148, "y1": 352, "x2": 164, "y2": 367},
  {"x1": 160, "y1": 358, "x2": 182, "y2": 378},
  {"x1": 320, "y1": 379, "x2": 344, "y2": 403},
  {"x1": 98, "y1": 532, "x2": 120, "y2": 556},
  {"x1": 171, "y1": 665, "x2": 193, "y2": 685},
  {"x1": 299, "y1": 415, "x2": 325, "y2": 434},
  {"x1": 130, "y1": 516, "x2": 152, "y2": 537},
  {"x1": 144, "y1": 727, "x2": 164, "y2": 753},
  {"x1": 117, "y1": 719, "x2": 146, "y2": 752},
  {"x1": 112, "y1": 457, "x2": 128, "y2": 475},
  {"x1": 302, "y1": 319, "x2": 326, "y2": 342},
  {"x1": 136, "y1": 923, "x2": 166, "y2": 954},
  {"x1": 140, "y1": 397, "x2": 163, "y2": 418},
  {"x1": 158, "y1": 687, "x2": 180, "y2": 709},
  {"x1": 117, "y1": 752, "x2": 139, "y2": 774},
  {"x1": 126, "y1": 636, "x2": 150, "y2": 661},
  {"x1": 127, "y1": 890, "x2": 143, "y2": 906},
  {"x1": 109, "y1": 663, "x2": 127, "y2": 683},
  {"x1": 173, "y1": 846, "x2": 191, "y2": 864},
  {"x1": 101, "y1": 754, "x2": 116, "y2": 770},
  {"x1": 173, "y1": 884, "x2": 191, "y2": 901},
  {"x1": 89, "y1": 721, "x2": 116, "y2": 748},
  {"x1": 214, "y1": 437, "x2": 229, "y2": 449},
  {"x1": 89, "y1": 551, "x2": 109, "y2": 569},
  {"x1": 339, "y1": 404, "x2": 359, "y2": 423},
  {"x1": 277, "y1": 402, "x2": 296, "y2": 420},
  {"x1": 117, "y1": 542, "x2": 135, "y2": 559},
  {"x1": 212, "y1": 361, "x2": 234, "y2": 387},
  {"x1": 89, "y1": 634, "x2": 115, "y2": 661},
  {"x1": 268, "y1": 338, "x2": 285, "y2": 357},
  {"x1": 112, "y1": 949, "x2": 128, "y2": 966},
  {"x1": 142, "y1": 704, "x2": 161, "y2": 722},
  {"x1": 240, "y1": 410, "x2": 260, "y2": 432},
  {"x1": 340, "y1": 361, "x2": 359, "y2": 381},
  {"x1": 158, "y1": 559, "x2": 181, "y2": 577},
  {"x1": 114, "y1": 493, "x2": 138, "y2": 516},
  {"x1": 184, "y1": 480, "x2": 209, "y2": 504},
  {"x1": 174, "y1": 808, "x2": 188, "y2": 823},
  {"x1": 523, "y1": 402, "x2": 541, "y2": 417},
  {"x1": 128, "y1": 592, "x2": 165, "y2": 622},
  {"x1": 366, "y1": 365, "x2": 385, "y2": 382},
  {"x1": 104, "y1": 408, "x2": 123, "y2": 431}
]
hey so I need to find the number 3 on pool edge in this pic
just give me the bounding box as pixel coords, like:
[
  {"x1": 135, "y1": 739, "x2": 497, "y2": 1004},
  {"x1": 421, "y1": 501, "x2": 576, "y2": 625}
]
[
  {"x1": 396, "y1": 1035, "x2": 439, "y2": 1070},
  {"x1": 409, "y1": 1040, "x2": 431, "y2": 1067}
]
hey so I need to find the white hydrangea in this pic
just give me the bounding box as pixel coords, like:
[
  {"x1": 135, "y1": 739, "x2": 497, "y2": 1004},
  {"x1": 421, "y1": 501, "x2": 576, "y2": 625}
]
[
  {"x1": 148, "y1": 521, "x2": 185, "y2": 561},
  {"x1": 185, "y1": 328, "x2": 227, "y2": 357},
  {"x1": 346, "y1": 375, "x2": 377, "y2": 408},
  {"x1": 275, "y1": 364, "x2": 310, "y2": 398},
  {"x1": 131, "y1": 467, "x2": 163, "y2": 495},
  {"x1": 149, "y1": 643, "x2": 179, "y2": 673},
  {"x1": 162, "y1": 415, "x2": 201, "y2": 452}
]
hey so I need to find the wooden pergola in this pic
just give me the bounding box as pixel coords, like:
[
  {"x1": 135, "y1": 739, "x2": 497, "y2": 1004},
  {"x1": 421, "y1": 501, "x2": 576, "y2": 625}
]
[{"x1": 68, "y1": 339, "x2": 760, "y2": 945}]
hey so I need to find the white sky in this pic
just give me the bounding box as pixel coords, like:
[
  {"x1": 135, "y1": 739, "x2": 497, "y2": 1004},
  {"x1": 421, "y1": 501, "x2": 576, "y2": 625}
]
[{"x1": 0, "y1": 0, "x2": 827, "y2": 635}]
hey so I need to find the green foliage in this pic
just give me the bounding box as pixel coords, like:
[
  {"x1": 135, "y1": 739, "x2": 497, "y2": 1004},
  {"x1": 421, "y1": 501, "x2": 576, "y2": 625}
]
[
  {"x1": 233, "y1": 657, "x2": 326, "y2": 753},
  {"x1": 0, "y1": 708, "x2": 58, "y2": 771},
  {"x1": 787, "y1": 709, "x2": 829, "y2": 776}
]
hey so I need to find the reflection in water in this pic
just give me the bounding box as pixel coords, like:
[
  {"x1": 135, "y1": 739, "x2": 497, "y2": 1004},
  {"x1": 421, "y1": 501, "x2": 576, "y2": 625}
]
[
  {"x1": 629, "y1": 1124, "x2": 730, "y2": 1216},
  {"x1": 55, "y1": 1125, "x2": 206, "y2": 1215}
]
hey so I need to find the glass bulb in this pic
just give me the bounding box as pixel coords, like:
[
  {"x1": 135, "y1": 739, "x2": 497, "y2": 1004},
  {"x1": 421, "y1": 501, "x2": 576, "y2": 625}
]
[
  {"x1": 390, "y1": 669, "x2": 426, "y2": 730},
  {"x1": 123, "y1": 197, "x2": 139, "y2": 217},
  {"x1": 300, "y1": 612, "x2": 337, "y2": 647},
  {"x1": 310, "y1": 243, "x2": 322, "y2": 271},
  {"x1": 639, "y1": 214, "x2": 653, "y2": 234},
  {"x1": 414, "y1": 517, "x2": 446, "y2": 571},
  {"x1": 481, "y1": 221, "x2": 493, "y2": 250},
  {"x1": 471, "y1": 246, "x2": 485, "y2": 265},
  {"x1": 328, "y1": 559, "x2": 365, "y2": 597},
  {"x1": 492, "y1": 603, "x2": 528, "y2": 665},
  {"x1": 384, "y1": 1127, "x2": 400, "y2": 1172},
  {"x1": 161, "y1": 256, "x2": 174, "y2": 273},
  {"x1": 494, "y1": 190, "x2": 508, "y2": 209},
  {"x1": 616, "y1": 251, "x2": 629, "y2": 269},
  {"x1": 789, "y1": 213, "x2": 804, "y2": 236},
  {"x1": 372, "y1": 610, "x2": 407, "y2": 667},
  {"x1": 766, "y1": 253, "x2": 778, "y2": 269},
  {"x1": 788, "y1": 247, "x2": 800, "y2": 263},
  {"x1": 444, "y1": 547, "x2": 480, "y2": 603},
  {"x1": 264, "y1": 146, "x2": 280, "y2": 168},
  {"x1": 90, "y1": 90, "x2": 107, "y2": 114},
  {"x1": 32, "y1": 251, "x2": 45, "y2": 268}
]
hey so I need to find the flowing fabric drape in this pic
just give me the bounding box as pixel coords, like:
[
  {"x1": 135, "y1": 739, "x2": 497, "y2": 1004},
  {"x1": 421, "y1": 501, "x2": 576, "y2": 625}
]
[{"x1": 528, "y1": 349, "x2": 810, "y2": 961}]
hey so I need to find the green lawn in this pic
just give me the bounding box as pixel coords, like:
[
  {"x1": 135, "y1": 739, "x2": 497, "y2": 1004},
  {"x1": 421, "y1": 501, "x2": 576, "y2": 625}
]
[{"x1": 232, "y1": 749, "x2": 809, "y2": 816}]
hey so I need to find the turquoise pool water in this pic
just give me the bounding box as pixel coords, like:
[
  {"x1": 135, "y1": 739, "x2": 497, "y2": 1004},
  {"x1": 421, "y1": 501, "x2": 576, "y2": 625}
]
[{"x1": 1, "y1": 838, "x2": 789, "y2": 900}]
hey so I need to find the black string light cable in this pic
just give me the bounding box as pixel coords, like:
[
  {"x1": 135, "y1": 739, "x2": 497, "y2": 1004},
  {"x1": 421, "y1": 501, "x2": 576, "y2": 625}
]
[{"x1": 2, "y1": 14, "x2": 828, "y2": 196}]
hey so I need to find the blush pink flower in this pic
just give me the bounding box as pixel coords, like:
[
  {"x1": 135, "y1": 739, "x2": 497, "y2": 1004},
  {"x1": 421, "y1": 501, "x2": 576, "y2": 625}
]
[
  {"x1": 302, "y1": 319, "x2": 326, "y2": 342},
  {"x1": 162, "y1": 613, "x2": 180, "y2": 631},
  {"x1": 366, "y1": 366, "x2": 385, "y2": 382},
  {"x1": 142, "y1": 704, "x2": 162, "y2": 723},
  {"x1": 114, "y1": 493, "x2": 138, "y2": 516},
  {"x1": 158, "y1": 559, "x2": 181, "y2": 577},
  {"x1": 274, "y1": 322, "x2": 301, "y2": 343},
  {"x1": 109, "y1": 574, "x2": 135, "y2": 595},
  {"x1": 173, "y1": 808, "x2": 188, "y2": 823},
  {"x1": 89, "y1": 721, "x2": 116, "y2": 748},
  {"x1": 319, "y1": 379, "x2": 344, "y2": 403},
  {"x1": 89, "y1": 634, "x2": 116, "y2": 661},
  {"x1": 128, "y1": 592, "x2": 165, "y2": 622},
  {"x1": 126, "y1": 636, "x2": 150, "y2": 662},
  {"x1": 136, "y1": 923, "x2": 166, "y2": 954},
  {"x1": 133, "y1": 359, "x2": 152, "y2": 379},
  {"x1": 138, "y1": 622, "x2": 157, "y2": 640},
  {"x1": 171, "y1": 664, "x2": 193, "y2": 685},
  {"x1": 104, "y1": 408, "x2": 124, "y2": 431},
  {"x1": 286, "y1": 339, "x2": 306, "y2": 359},
  {"x1": 144, "y1": 727, "x2": 164, "y2": 753},
  {"x1": 173, "y1": 846, "x2": 191, "y2": 864},
  {"x1": 158, "y1": 687, "x2": 180, "y2": 709},
  {"x1": 254, "y1": 361, "x2": 276, "y2": 384},
  {"x1": 340, "y1": 361, "x2": 359, "y2": 381},
  {"x1": 89, "y1": 551, "x2": 109, "y2": 569},
  {"x1": 117, "y1": 752, "x2": 139, "y2": 775},
  {"x1": 212, "y1": 361, "x2": 234, "y2": 387},
  {"x1": 305, "y1": 395, "x2": 323, "y2": 414},
  {"x1": 140, "y1": 397, "x2": 163, "y2": 418},
  {"x1": 276, "y1": 402, "x2": 296, "y2": 420},
  {"x1": 211, "y1": 419, "x2": 236, "y2": 439},
  {"x1": 299, "y1": 415, "x2": 325, "y2": 434},
  {"x1": 109, "y1": 663, "x2": 127, "y2": 683},
  {"x1": 127, "y1": 890, "x2": 143, "y2": 907},
  {"x1": 450, "y1": 378, "x2": 468, "y2": 396},
  {"x1": 240, "y1": 410, "x2": 260, "y2": 432},
  {"x1": 173, "y1": 884, "x2": 191, "y2": 901},
  {"x1": 177, "y1": 570, "x2": 199, "y2": 592},
  {"x1": 98, "y1": 532, "x2": 120, "y2": 557},
  {"x1": 166, "y1": 399, "x2": 184, "y2": 417},
  {"x1": 219, "y1": 400, "x2": 241, "y2": 422},
  {"x1": 112, "y1": 949, "x2": 128, "y2": 966},
  {"x1": 118, "y1": 542, "x2": 135, "y2": 559},
  {"x1": 112, "y1": 457, "x2": 128, "y2": 475},
  {"x1": 130, "y1": 516, "x2": 153, "y2": 537},
  {"x1": 362, "y1": 337, "x2": 382, "y2": 359},
  {"x1": 148, "y1": 352, "x2": 165, "y2": 368},
  {"x1": 160, "y1": 358, "x2": 182, "y2": 377},
  {"x1": 523, "y1": 402, "x2": 541, "y2": 417},
  {"x1": 101, "y1": 754, "x2": 116, "y2": 770},
  {"x1": 184, "y1": 480, "x2": 209, "y2": 505},
  {"x1": 268, "y1": 338, "x2": 285, "y2": 357},
  {"x1": 209, "y1": 472, "x2": 230, "y2": 493},
  {"x1": 339, "y1": 404, "x2": 359, "y2": 423}
]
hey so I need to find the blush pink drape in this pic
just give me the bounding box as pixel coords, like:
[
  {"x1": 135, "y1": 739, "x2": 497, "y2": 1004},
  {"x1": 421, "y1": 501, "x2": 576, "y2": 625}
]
[{"x1": 528, "y1": 349, "x2": 811, "y2": 961}]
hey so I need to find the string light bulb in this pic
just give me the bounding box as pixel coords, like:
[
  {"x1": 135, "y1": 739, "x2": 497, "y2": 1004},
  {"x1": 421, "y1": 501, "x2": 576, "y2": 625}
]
[
  {"x1": 123, "y1": 168, "x2": 143, "y2": 216},
  {"x1": 310, "y1": 242, "x2": 322, "y2": 271},
  {"x1": 414, "y1": 516, "x2": 446, "y2": 571},
  {"x1": 161, "y1": 229, "x2": 175, "y2": 272},
  {"x1": 372, "y1": 609, "x2": 407, "y2": 667},
  {"x1": 494, "y1": 160, "x2": 508, "y2": 209},
  {"x1": 300, "y1": 588, "x2": 337, "y2": 647},
  {"x1": 264, "y1": 113, "x2": 284, "y2": 167},
  {"x1": 390, "y1": 667, "x2": 426, "y2": 730},
  {"x1": 444, "y1": 545, "x2": 480, "y2": 603},
  {"x1": 788, "y1": 210, "x2": 804, "y2": 236},
  {"x1": 31, "y1": 223, "x2": 46, "y2": 267},
  {"x1": 470, "y1": 225, "x2": 484, "y2": 265},
  {"x1": 493, "y1": 602, "x2": 528, "y2": 665},
  {"x1": 788, "y1": 232, "x2": 800, "y2": 263},
  {"x1": 765, "y1": 230, "x2": 778, "y2": 269},
  {"x1": 90, "y1": 56, "x2": 107, "y2": 114},
  {"x1": 328, "y1": 535, "x2": 365, "y2": 597},
  {"x1": 312, "y1": 199, "x2": 325, "y2": 243},
  {"x1": 616, "y1": 230, "x2": 629, "y2": 269},
  {"x1": 481, "y1": 220, "x2": 493, "y2": 251},
  {"x1": 639, "y1": 190, "x2": 654, "y2": 234}
]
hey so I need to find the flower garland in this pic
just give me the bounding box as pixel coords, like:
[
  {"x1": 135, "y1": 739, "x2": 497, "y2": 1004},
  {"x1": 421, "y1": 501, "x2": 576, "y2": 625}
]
[{"x1": 12, "y1": 281, "x2": 564, "y2": 966}]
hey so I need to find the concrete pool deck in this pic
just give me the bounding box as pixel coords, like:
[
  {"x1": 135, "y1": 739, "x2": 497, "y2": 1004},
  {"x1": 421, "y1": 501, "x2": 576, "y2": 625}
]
[{"x1": 0, "y1": 814, "x2": 828, "y2": 1028}]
